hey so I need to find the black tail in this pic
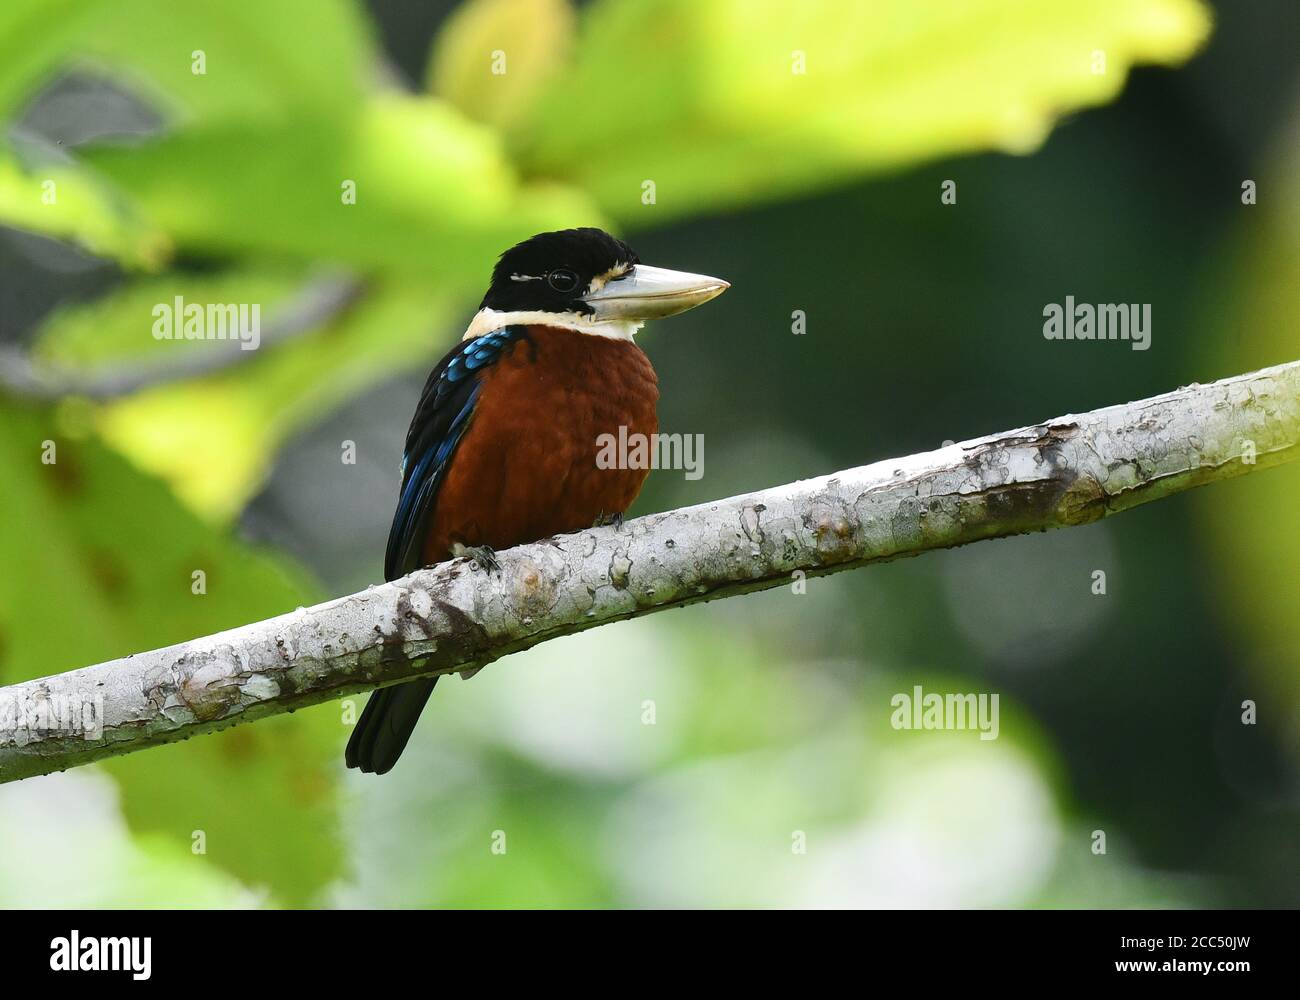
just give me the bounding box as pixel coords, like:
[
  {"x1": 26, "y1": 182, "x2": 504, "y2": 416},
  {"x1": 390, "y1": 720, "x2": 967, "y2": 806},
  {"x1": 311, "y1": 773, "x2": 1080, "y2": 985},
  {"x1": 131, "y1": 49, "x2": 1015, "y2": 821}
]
[{"x1": 345, "y1": 677, "x2": 438, "y2": 774}]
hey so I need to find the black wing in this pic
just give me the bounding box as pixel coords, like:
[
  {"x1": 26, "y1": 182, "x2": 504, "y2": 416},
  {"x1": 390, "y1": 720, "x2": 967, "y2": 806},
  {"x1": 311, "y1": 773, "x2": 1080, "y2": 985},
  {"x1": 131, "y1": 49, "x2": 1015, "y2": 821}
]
[
  {"x1": 383, "y1": 327, "x2": 523, "y2": 581},
  {"x1": 351, "y1": 327, "x2": 525, "y2": 774}
]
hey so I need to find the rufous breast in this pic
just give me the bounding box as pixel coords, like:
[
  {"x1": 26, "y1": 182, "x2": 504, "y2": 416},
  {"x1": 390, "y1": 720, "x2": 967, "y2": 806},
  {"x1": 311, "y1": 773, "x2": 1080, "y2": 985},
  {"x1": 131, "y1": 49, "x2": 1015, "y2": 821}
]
[{"x1": 423, "y1": 325, "x2": 659, "y2": 563}]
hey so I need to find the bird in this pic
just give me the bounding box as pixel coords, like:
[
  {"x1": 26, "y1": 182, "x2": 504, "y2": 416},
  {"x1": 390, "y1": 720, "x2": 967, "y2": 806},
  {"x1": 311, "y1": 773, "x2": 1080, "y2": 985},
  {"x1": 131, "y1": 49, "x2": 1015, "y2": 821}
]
[{"x1": 345, "y1": 227, "x2": 729, "y2": 774}]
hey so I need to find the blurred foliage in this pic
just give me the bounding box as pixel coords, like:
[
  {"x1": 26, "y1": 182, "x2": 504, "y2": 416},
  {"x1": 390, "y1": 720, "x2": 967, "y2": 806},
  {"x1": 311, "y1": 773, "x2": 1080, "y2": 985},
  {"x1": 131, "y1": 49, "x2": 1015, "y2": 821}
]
[
  {"x1": 430, "y1": 0, "x2": 576, "y2": 129},
  {"x1": 39, "y1": 270, "x2": 460, "y2": 515},
  {"x1": 0, "y1": 770, "x2": 262, "y2": 908},
  {"x1": 0, "y1": 0, "x2": 1208, "y2": 517},
  {"x1": 501, "y1": 0, "x2": 1212, "y2": 220},
  {"x1": 1200, "y1": 139, "x2": 1300, "y2": 742},
  {"x1": 4, "y1": 0, "x2": 1290, "y2": 910},
  {"x1": 0, "y1": 148, "x2": 170, "y2": 267},
  {"x1": 0, "y1": 401, "x2": 339, "y2": 902}
]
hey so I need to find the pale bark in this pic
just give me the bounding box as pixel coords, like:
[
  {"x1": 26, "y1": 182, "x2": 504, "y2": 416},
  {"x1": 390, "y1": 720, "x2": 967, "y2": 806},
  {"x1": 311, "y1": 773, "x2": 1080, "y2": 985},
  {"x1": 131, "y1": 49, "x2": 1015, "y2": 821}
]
[{"x1": 1, "y1": 360, "x2": 1296, "y2": 783}]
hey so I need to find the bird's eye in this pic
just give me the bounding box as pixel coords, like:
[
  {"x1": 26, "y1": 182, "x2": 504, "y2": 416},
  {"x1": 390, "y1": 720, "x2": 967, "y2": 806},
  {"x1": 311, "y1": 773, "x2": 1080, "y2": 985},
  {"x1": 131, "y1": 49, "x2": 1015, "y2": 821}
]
[{"x1": 547, "y1": 268, "x2": 580, "y2": 293}]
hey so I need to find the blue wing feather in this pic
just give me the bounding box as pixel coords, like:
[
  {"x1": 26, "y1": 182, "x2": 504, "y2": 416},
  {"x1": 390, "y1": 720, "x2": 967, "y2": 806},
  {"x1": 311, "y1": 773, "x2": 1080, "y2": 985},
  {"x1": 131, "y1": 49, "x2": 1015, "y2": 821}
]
[{"x1": 383, "y1": 328, "x2": 524, "y2": 581}]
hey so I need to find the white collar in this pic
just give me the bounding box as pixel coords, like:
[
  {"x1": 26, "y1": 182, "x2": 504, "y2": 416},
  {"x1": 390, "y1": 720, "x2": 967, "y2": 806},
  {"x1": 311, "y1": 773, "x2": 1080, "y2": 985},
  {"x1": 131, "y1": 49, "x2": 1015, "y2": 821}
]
[{"x1": 463, "y1": 307, "x2": 643, "y2": 342}]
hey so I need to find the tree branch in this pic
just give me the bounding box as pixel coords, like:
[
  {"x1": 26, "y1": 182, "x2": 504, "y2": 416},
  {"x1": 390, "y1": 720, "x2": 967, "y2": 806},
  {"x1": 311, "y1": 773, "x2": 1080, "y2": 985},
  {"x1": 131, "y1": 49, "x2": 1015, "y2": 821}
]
[{"x1": 2, "y1": 360, "x2": 1297, "y2": 783}]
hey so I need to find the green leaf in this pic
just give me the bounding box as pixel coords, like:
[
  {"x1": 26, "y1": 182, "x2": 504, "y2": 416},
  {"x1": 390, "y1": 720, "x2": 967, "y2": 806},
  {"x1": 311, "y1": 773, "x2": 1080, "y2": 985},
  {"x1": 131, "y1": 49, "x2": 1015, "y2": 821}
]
[
  {"x1": 505, "y1": 0, "x2": 1213, "y2": 221},
  {"x1": 0, "y1": 0, "x2": 369, "y2": 124},
  {"x1": 0, "y1": 769, "x2": 267, "y2": 908},
  {"x1": 2, "y1": 1, "x2": 601, "y2": 277},
  {"x1": 0, "y1": 0, "x2": 377, "y2": 267},
  {"x1": 35, "y1": 265, "x2": 300, "y2": 368},
  {"x1": 0, "y1": 142, "x2": 171, "y2": 268},
  {"x1": 0, "y1": 0, "x2": 107, "y2": 121},
  {"x1": 77, "y1": 95, "x2": 601, "y2": 279},
  {"x1": 429, "y1": 0, "x2": 576, "y2": 130},
  {"x1": 106, "y1": 703, "x2": 344, "y2": 908},
  {"x1": 0, "y1": 401, "x2": 343, "y2": 904},
  {"x1": 31, "y1": 268, "x2": 454, "y2": 518}
]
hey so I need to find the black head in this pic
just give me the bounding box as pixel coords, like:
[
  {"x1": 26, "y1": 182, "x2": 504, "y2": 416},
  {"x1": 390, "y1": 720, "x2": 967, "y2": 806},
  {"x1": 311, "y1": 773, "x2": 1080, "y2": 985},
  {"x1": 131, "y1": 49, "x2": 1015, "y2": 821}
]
[{"x1": 480, "y1": 227, "x2": 641, "y2": 315}]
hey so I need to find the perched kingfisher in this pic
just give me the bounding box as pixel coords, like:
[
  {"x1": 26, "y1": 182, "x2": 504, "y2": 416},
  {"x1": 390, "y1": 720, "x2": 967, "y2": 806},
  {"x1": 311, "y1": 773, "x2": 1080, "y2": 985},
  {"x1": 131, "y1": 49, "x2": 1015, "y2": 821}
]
[{"x1": 346, "y1": 228, "x2": 729, "y2": 774}]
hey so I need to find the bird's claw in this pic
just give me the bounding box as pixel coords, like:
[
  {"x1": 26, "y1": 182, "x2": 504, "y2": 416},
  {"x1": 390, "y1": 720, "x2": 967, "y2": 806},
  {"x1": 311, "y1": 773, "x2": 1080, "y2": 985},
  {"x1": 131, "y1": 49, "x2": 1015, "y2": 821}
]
[
  {"x1": 453, "y1": 543, "x2": 501, "y2": 573},
  {"x1": 593, "y1": 511, "x2": 625, "y2": 531}
]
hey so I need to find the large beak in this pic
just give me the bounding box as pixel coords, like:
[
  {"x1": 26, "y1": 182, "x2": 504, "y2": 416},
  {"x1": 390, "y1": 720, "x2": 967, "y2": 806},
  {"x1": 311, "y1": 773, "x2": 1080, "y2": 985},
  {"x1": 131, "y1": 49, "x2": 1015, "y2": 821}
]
[{"x1": 581, "y1": 264, "x2": 729, "y2": 322}]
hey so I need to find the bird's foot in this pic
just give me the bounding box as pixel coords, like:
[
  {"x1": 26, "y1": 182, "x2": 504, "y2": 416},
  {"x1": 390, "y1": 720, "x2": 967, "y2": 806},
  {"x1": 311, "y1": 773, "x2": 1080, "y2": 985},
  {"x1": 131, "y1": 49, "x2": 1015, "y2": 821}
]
[
  {"x1": 593, "y1": 511, "x2": 625, "y2": 531},
  {"x1": 452, "y1": 543, "x2": 501, "y2": 573}
]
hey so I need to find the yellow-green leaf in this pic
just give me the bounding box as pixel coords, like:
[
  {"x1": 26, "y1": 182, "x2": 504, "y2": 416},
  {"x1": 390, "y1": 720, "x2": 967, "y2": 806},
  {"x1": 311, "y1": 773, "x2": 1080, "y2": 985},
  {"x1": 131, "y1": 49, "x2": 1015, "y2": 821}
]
[
  {"x1": 0, "y1": 0, "x2": 370, "y2": 124},
  {"x1": 0, "y1": 144, "x2": 170, "y2": 268},
  {"x1": 508, "y1": 0, "x2": 1213, "y2": 221},
  {"x1": 430, "y1": 0, "x2": 576, "y2": 129},
  {"x1": 0, "y1": 401, "x2": 342, "y2": 904},
  {"x1": 78, "y1": 95, "x2": 602, "y2": 279}
]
